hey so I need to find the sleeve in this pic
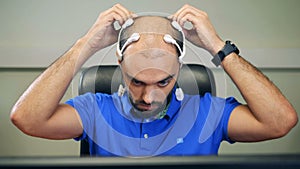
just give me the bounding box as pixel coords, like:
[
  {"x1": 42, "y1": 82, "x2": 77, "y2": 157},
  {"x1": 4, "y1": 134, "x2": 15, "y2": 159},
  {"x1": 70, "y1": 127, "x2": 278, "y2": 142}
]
[
  {"x1": 198, "y1": 93, "x2": 241, "y2": 144},
  {"x1": 221, "y1": 97, "x2": 241, "y2": 143},
  {"x1": 65, "y1": 93, "x2": 98, "y2": 141}
]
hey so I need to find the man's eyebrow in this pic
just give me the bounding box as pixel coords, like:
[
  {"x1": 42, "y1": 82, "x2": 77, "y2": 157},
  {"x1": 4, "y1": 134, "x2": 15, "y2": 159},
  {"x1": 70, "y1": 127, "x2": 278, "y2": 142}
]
[
  {"x1": 158, "y1": 74, "x2": 176, "y2": 83},
  {"x1": 125, "y1": 73, "x2": 176, "y2": 84}
]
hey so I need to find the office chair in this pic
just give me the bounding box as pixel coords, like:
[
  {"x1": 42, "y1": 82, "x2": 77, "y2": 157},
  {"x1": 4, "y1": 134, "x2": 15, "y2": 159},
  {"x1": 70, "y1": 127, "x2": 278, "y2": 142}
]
[{"x1": 78, "y1": 64, "x2": 216, "y2": 156}]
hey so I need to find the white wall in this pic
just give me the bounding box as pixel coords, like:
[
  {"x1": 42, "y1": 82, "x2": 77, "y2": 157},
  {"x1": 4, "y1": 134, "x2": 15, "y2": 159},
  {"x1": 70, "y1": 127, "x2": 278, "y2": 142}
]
[{"x1": 0, "y1": 0, "x2": 299, "y2": 156}]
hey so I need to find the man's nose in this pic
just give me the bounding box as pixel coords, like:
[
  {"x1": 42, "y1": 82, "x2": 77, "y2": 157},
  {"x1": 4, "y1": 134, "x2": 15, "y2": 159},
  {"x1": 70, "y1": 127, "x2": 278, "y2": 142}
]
[{"x1": 142, "y1": 86, "x2": 160, "y2": 104}]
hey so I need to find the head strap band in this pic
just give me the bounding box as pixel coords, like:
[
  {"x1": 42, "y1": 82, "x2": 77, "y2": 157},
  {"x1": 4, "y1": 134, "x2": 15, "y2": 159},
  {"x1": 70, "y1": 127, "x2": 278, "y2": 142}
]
[{"x1": 117, "y1": 18, "x2": 186, "y2": 63}]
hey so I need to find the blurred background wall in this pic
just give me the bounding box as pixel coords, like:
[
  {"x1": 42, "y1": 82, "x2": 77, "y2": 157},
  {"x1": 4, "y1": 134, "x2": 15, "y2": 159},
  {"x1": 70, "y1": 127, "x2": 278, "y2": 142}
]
[{"x1": 0, "y1": 0, "x2": 299, "y2": 156}]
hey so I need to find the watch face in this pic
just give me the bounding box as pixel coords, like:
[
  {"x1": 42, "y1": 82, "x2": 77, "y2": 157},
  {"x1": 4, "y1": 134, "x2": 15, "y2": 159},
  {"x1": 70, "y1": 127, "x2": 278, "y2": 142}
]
[{"x1": 222, "y1": 42, "x2": 239, "y2": 57}]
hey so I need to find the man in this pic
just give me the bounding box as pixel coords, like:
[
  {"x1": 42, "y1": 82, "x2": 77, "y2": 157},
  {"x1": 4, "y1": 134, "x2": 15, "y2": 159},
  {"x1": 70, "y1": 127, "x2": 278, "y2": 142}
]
[{"x1": 10, "y1": 4, "x2": 297, "y2": 156}]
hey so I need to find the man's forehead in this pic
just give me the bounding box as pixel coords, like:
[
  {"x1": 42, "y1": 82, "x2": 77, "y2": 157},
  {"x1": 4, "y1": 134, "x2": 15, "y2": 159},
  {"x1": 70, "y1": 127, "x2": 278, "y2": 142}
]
[{"x1": 122, "y1": 47, "x2": 179, "y2": 75}]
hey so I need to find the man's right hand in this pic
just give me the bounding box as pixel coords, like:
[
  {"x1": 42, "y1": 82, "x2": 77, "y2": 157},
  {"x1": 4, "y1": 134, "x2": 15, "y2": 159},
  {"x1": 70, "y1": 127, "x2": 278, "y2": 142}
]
[{"x1": 83, "y1": 4, "x2": 135, "y2": 53}]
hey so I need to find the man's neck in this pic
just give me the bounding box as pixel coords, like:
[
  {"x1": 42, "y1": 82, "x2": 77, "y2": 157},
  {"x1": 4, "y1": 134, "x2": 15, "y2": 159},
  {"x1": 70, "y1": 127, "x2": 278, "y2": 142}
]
[{"x1": 130, "y1": 93, "x2": 172, "y2": 121}]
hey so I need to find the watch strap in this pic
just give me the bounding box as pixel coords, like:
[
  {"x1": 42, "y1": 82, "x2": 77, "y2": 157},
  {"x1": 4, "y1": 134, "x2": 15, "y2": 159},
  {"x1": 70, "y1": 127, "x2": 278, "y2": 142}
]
[{"x1": 212, "y1": 41, "x2": 239, "y2": 66}]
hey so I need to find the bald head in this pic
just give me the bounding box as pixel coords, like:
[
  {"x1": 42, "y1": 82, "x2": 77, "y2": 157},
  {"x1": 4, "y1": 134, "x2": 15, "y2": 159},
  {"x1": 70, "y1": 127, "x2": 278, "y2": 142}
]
[
  {"x1": 119, "y1": 16, "x2": 183, "y2": 51},
  {"x1": 118, "y1": 15, "x2": 183, "y2": 79},
  {"x1": 121, "y1": 16, "x2": 181, "y2": 38}
]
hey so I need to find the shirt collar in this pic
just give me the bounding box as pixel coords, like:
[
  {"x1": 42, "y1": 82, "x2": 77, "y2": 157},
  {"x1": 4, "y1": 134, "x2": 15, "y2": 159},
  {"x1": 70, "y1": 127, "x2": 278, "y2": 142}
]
[
  {"x1": 112, "y1": 87, "x2": 182, "y2": 122},
  {"x1": 164, "y1": 88, "x2": 182, "y2": 120}
]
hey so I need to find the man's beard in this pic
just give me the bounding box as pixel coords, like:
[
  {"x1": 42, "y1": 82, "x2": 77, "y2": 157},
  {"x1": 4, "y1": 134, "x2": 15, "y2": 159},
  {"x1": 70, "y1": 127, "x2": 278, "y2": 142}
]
[{"x1": 128, "y1": 93, "x2": 171, "y2": 119}]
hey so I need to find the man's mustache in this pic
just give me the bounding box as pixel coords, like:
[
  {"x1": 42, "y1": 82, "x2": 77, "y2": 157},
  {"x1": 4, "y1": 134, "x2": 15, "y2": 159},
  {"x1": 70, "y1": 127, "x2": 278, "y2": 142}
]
[{"x1": 135, "y1": 100, "x2": 162, "y2": 106}]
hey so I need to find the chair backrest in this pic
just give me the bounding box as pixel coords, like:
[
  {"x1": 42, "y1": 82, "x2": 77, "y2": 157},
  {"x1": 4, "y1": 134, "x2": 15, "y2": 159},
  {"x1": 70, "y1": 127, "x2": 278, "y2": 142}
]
[
  {"x1": 78, "y1": 64, "x2": 216, "y2": 156},
  {"x1": 79, "y1": 64, "x2": 215, "y2": 96}
]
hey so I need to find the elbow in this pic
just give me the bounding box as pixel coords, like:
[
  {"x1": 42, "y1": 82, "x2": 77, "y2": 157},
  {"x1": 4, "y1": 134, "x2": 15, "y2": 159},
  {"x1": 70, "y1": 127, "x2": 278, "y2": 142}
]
[
  {"x1": 285, "y1": 109, "x2": 298, "y2": 134},
  {"x1": 10, "y1": 109, "x2": 37, "y2": 137},
  {"x1": 10, "y1": 109, "x2": 26, "y2": 133},
  {"x1": 273, "y1": 109, "x2": 298, "y2": 138},
  {"x1": 10, "y1": 108, "x2": 23, "y2": 129}
]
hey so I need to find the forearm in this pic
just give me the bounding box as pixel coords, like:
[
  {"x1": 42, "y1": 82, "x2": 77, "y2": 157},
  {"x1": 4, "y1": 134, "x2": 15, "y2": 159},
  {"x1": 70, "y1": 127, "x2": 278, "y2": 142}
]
[
  {"x1": 222, "y1": 53, "x2": 298, "y2": 133},
  {"x1": 11, "y1": 36, "x2": 94, "y2": 130}
]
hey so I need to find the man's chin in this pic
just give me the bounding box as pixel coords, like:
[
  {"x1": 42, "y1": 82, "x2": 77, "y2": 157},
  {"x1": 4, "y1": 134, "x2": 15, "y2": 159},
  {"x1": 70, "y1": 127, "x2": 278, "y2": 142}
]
[{"x1": 133, "y1": 105, "x2": 163, "y2": 118}]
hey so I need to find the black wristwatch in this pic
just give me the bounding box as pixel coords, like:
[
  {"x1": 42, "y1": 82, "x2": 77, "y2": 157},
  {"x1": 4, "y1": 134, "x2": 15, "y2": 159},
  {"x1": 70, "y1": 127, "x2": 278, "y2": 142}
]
[{"x1": 212, "y1": 41, "x2": 239, "y2": 66}]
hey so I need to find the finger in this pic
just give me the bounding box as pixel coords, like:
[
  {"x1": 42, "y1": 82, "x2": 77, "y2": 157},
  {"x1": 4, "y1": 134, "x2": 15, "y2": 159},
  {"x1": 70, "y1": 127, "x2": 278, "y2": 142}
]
[
  {"x1": 179, "y1": 11, "x2": 202, "y2": 26},
  {"x1": 113, "y1": 4, "x2": 131, "y2": 18},
  {"x1": 103, "y1": 8, "x2": 126, "y2": 26},
  {"x1": 112, "y1": 4, "x2": 135, "y2": 25},
  {"x1": 172, "y1": 4, "x2": 189, "y2": 21},
  {"x1": 99, "y1": 4, "x2": 132, "y2": 26},
  {"x1": 177, "y1": 7, "x2": 209, "y2": 31},
  {"x1": 172, "y1": 4, "x2": 194, "y2": 19},
  {"x1": 176, "y1": 5, "x2": 197, "y2": 23}
]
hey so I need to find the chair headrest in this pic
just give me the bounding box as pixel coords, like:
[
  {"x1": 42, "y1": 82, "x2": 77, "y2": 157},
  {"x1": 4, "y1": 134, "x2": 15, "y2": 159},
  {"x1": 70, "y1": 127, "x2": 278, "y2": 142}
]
[{"x1": 78, "y1": 64, "x2": 215, "y2": 96}]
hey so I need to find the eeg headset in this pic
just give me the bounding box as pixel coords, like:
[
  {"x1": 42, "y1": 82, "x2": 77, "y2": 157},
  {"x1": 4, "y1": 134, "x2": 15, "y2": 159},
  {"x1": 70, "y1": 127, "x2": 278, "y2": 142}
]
[{"x1": 116, "y1": 17, "x2": 186, "y2": 63}]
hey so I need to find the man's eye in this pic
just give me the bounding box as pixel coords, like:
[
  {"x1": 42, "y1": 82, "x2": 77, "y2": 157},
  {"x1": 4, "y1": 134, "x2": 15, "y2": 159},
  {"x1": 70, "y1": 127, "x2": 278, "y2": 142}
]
[
  {"x1": 132, "y1": 79, "x2": 143, "y2": 86},
  {"x1": 158, "y1": 80, "x2": 169, "y2": 87}
]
